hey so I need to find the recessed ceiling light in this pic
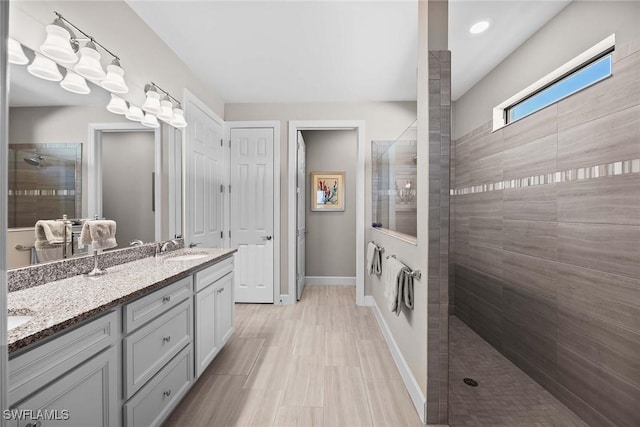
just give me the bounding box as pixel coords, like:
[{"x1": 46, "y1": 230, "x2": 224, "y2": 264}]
[{"x1": 469, "y1": 20, "x2": 491, "y2": 35}]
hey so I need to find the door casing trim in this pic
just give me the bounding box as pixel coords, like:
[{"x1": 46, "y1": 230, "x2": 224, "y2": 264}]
[{"x1": 287, "y1": 120, "x2": 366, "y2": 306}]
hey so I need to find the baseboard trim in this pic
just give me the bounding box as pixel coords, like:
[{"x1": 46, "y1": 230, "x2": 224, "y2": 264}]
[
  {"x1": 304, "y1": 276, "x2": 356, "y2": 286},
  {"x1": 369, "y1": 297, "x2": 427, "y2": 424}
]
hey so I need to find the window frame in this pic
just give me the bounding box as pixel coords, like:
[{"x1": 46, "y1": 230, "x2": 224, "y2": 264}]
[{"x1": 492, "y1": 34, "x2": 616, "y2": 131}]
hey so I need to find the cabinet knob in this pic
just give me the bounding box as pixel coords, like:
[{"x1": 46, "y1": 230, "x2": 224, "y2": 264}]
[
  {"x1": 162, "y1": 295, "x2": 171, "y2": 303},
  {"x1": 162, "y1": 336, "x2": 171, "y2": 343},
  {"x1": 163, "y1": 389, "x2": 172, "y2": 397},
  {"x1": 217, "y1": 287, "x2": 224, "y2": 294}
]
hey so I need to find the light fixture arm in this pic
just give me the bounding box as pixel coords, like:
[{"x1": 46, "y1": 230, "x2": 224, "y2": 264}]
[{"x1": 54, "y1": 11, "x2": 120, "y2": 61}]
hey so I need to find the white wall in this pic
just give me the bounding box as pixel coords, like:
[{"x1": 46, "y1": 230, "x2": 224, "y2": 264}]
[
  {"x1": 454, "y1": 0, "x2": 640, "y2": 139},
  {"x1": 224, "y1": 101, "x2": 417, "y2": 294},
  {"x1": 9, "y1": 0, "x2": 224, "y2": 117},
  {"x1": 303, "y1": 129, "x2": 357, "y2": 278}
]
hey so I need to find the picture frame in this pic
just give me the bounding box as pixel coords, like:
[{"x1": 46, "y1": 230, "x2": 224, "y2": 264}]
[{"x1": 310, "y1": 171, "x2": 345, "y2": 212}]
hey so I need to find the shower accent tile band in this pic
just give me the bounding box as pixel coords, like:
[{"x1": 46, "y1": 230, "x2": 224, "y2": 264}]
[{"x1": 451, "y1": 157, "x2": 640, "y2": 195}]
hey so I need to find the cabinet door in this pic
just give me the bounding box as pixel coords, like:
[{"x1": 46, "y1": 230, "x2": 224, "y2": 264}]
[
  {"x1": 194, "y1": 283, "x2": 217, "y2": 378},
  {"x1": 214, "y1": 273, "x2": 234, "y2": 348},
  {"x1": 11, "y1": 347, "x2": 119, "y2": 427}
]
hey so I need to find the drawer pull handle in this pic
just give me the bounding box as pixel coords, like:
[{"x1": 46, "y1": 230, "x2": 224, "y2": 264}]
[
  {"x1": 162, "y1": 336, "x2": 171, "y2": 343},
  {"x1": 26, "y1": 423, "x2": 42, "y2": 427},
  {"x1": 162, "y1": 295, "x2": 171, "y2": 303},
  {"x1": 217, "y1": 287, "x2": 224, "y2": 294},
  {"x1": 163, "y1": 389, "x2": 172, "y2": 397}
]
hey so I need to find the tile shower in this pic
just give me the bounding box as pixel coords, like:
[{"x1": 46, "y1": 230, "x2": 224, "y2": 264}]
[{"x1": 450, "y1": 41, "x2": 640, "y2": 427}]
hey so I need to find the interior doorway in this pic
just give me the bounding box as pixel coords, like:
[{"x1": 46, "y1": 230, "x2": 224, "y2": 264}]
[{"x1": 288, "y1": 121, "x2": 366, "y2": 306}]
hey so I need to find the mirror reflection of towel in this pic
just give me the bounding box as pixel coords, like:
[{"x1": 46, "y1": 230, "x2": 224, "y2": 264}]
[
  {"x1": 80, "y1": 220, "x2": 118, "y2": 250},
  {"x1": 35, "y1": 220, "x2": 71, "y2": 246}
]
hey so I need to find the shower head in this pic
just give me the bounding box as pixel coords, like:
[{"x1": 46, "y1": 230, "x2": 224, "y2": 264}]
[{"x1": 24, "y1": 155, "x2": 44, "y2": 167}]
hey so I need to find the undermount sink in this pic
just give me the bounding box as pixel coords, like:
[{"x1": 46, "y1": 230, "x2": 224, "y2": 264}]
[
  {"x1": 164, "y1": 253, "x2": 209, "y2": 262},
  {"x1": 8, "y1": 315, "x2": 33, "y2": 331}
]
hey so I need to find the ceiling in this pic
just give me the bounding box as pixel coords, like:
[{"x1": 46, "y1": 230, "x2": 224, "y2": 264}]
[
  {"x1": 10, "y1": 1, "x2": 572, "y2": 107},
  {"x1": 127, "y1": 0, "x2": 571, "y2": 103}
]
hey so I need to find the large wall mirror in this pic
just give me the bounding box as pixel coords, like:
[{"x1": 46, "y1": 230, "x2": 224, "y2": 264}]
[
  {"x1": 6, "y1": 49, "x2": 183, "y2": 269},
  {"x1": 371, "y1": 120, "x2": 417, "y2": 239}
]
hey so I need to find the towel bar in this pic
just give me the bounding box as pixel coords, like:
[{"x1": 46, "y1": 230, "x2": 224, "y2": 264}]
[{"x1": 385, "y1": 254, "x2": 421, "y2": 280}]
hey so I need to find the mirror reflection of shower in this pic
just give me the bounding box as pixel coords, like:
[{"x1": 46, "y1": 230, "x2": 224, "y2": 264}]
[
  {"x1": 8, "y1": 144, "x2": 82, "y2": 228},
  {"x1": 23, "y1": 155, "x2": 44, "y2": 167}
]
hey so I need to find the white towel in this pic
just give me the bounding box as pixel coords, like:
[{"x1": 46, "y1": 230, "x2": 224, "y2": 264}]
[
  {"x1": 367, "y1": 242, "x2": 376, "y2": 274},
  {"x1": 35, "y1": 220, "x2": 71, "y2": 245},
  {"x1": 384, "y1": 257, "x2": 406, "y2": 314},
  {"x1": 80, "y1": 220, "x2": 118, "y2": 250}
]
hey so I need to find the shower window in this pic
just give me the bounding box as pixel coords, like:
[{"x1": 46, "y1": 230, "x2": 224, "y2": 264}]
[
  {"x1": 507, "y1": 53, "x2": 612, "y2": 123},
  {"x1": 8, "y1": 143, "x2": 82, "y2": 228}
]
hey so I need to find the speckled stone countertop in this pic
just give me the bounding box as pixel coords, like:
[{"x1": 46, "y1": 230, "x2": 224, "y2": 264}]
[{"x1": 7, "y1": 248, "x2": 236, "y2": 354}]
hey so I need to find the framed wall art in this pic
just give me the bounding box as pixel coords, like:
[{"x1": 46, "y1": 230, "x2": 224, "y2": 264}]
[{"x1": 310, "y1": 171, "x2": 345, "y2": 212}]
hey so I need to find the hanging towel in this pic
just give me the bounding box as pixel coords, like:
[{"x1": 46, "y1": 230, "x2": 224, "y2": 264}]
[
  {"x1": 400, "y1": 270, "x2": 414, "y2": 312},
  {"x1": 35, "y1": 220, "x2": 71, "y2": 245},
  {"x1": 367, "y1": 242, "x2": 382, "y2": 275},
  {"x1": 384, "y1": 257, "x2": 406, "y2": 314},
  {"x1": 80, "y1": 220, "x2": 118, "y2": 250}
]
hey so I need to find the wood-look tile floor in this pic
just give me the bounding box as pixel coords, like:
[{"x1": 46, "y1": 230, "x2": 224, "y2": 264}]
[
  {"x1": 165, "y1": 286, "x2": 422, "y2": 427},
  {"x1": 449, "y1": 316, "x2": 588, "y2": 427}
]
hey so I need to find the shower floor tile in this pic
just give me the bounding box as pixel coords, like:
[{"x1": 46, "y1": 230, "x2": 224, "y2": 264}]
[{"x1": 449, "y1": 315, "x2": 588, "y2": 427}]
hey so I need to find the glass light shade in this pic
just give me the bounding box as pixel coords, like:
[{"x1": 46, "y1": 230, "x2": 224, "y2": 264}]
[
  {"x1": 142, "y1": 90, "x2": 162, "y2": 114},
  {"x1": 106, "y1": 94, "x2": 128, "y2": 115},
  {"x1": 125, "y1": 105, "x2": 144, "y2": 122},
  {"x1": 157, "y1": 100, "x2": 174, "y2": 122},
  {"x1": 170, "y1": 108, "x2": 187, "y2": 128},
  {"x1": 27, "y1": 52, "x2": 62, "y2": 82},
  {"x1": 101, "y1": 63, "x2": 128, "y2": 94},
  {"x1": 8, "y1": 38, "x2": 29, "y2": 65},
  {"x1": 60, "y1": 70, "x2": 90, "y2": 94},
  {"x1": 141, "y1": 112, "x2": 160, "y2": 128},
  {"x1": 74, "y1": 43, "x2": 106, "y2": 80},
  {"x1": 40, "y1": 23, "x2": 78, "y2": 64}
]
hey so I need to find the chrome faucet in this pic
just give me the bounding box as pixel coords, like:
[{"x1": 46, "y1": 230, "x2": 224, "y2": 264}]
[
  {"x1": 159, "y1": 239, "x2": 180, "y2": 255},
  {"x1": 129, "y1": 240, "x2": 144, "y2": 246}
]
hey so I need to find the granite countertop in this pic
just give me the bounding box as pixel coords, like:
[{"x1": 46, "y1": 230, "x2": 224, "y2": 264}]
[{"x1": 7, "y1": 248, "x2": 236, "y2": 354}]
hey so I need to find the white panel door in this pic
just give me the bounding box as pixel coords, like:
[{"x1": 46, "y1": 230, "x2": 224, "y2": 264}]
[
  {"x1": 296, "y1": 131, "x2": 306, "y2": 300},
  {"x1": 185, "y1": 97, "x2": 224, "y2": 248},
  {"x1": 230, "y1": 128, "x2": 274, "y2": 303}
]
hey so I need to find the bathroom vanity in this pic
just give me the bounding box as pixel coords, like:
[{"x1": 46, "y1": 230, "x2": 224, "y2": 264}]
[{"x1": 6, "y1": 247, "x2": 235, "y2": 427}]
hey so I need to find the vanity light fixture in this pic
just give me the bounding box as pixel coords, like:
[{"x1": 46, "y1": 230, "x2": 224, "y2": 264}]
[
  {"x1": 27, "y1": 52, "x2": 63, "y2": 82},
  {"x1": 142, "y1": 85, "x2": 162, "y2": 114},
  {"x1": 125, "y1": 105, "x2": 144, "y2": 122},
  {"x1": 147, "y1": 82, "x2": 188, "y2": 128},
  {"x1": 157, "y1": 99, "x2": 175, "y2": 123},
  {"x1": 8, "y1": 38, "x2": 29, "y2": 65},
  {"x1": 141, "y1": 112, "x2": 160, "y2": 128},
  {"x1": 170, "y1": 107, "x2": 187, "y2": 129},
  {"x1": 74, "y1": 40, "x2": 106, "y2": 80},
  {"x1": 101, "y1": 59, "x2": 128, "y2": 94},
  {"x1": 106, "y1": 94, "x2": 129, "y2": 115},
  {"x1": 39, "y1": 16, "x2": 79, "y2": 64},
  {"x1": 60, "y1": 69, "x2": 91, "y2": 94}
]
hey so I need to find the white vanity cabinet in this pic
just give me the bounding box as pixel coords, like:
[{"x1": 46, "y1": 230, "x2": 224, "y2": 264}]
[
  {"x1": 194, "y1": 257, "x2": 234, "y2": 378},
  {"x1": 122, "y1": 277, "x2": 193, "y2": 427},
  {"x1": 8, "y1": 312, "x2": 120, "y2": 427}
]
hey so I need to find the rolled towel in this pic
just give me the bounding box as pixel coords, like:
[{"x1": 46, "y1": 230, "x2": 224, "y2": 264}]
[
  {"x1": 35, "y1": 220, "x2": 71, "y2": 245},
  {"x1": 80, "y1": 220, "x2": 118, "y2": 250}
]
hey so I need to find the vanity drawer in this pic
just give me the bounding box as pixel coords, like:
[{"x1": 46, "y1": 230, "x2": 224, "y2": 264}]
[
  {"x1": 123, "y1": 299, "x2": 192, "y2": 399},
  {"x1": 124, "y1": 275, "x2": 192, "y2": 334},
  {"x1": 8, "y1": 311, "x2": 118, "y2": 405},
  {"x1": 124, "y1": 346, "x2": 192, "y2": 427},
  {"x1": 194, "y1": 257, "x2": 233, "y2": 292}
]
